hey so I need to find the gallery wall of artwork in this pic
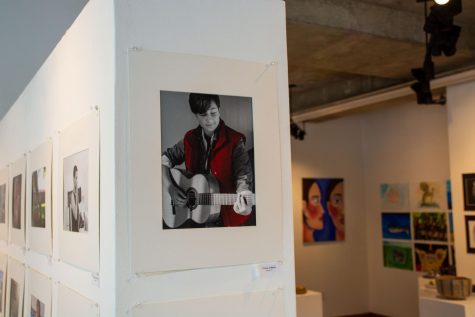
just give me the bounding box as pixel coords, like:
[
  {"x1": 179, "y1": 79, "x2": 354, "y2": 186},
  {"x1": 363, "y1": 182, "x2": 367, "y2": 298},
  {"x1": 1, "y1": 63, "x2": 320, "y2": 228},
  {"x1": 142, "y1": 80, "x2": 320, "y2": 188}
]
[
  {"x1": 380, "y1": 181, "x2": 455, "y2": 274},
  {"x1": 446, "y1": 80, "x2": 475, "y2": 282},
  {"x1": 0, "y1": 112, "x2": 100, "y2": 317},
  {"x1": 291, "y1": 115, "x2": 369, "y2": 317},
  {"x1": 292, "y1": 98, "x2": 453, "y2": 317},
  {"x1": 1, "y1": 0, "x2": 294, "y2": 316},
  {"x1": 0, "y1": 0, "x2": 116, "y2": 316}
]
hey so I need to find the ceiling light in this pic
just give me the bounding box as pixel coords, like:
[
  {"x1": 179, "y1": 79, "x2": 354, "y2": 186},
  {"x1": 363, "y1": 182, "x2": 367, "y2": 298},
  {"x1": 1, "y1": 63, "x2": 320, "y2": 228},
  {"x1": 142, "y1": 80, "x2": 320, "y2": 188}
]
[{"x1": 435, "y1": 0, "x2": 450, "y2": 5}]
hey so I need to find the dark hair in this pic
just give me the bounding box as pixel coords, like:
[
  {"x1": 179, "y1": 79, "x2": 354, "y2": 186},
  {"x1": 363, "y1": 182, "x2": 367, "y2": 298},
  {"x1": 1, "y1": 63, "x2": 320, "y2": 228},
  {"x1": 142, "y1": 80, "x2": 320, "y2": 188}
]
[
  {"x1": 326, "y1": 179, "x2": 343, "y2": 203},
  {"x1": 189, "y1": 93, "x2": 220, "y2": 114},
  {"x1": 73, "y1": 165, "x2": 78, "y2": 177}
]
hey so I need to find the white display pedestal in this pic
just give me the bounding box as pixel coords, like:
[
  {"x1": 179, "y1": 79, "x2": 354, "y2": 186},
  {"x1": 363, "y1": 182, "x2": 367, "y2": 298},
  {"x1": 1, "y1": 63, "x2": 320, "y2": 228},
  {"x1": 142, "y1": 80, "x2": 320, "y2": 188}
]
[
  {"x1": 296, "y1": 290, "x2": 323, "y2": 317},
  {"x1": 419, "y1": 283, "x2": 475, "y2": 317}
]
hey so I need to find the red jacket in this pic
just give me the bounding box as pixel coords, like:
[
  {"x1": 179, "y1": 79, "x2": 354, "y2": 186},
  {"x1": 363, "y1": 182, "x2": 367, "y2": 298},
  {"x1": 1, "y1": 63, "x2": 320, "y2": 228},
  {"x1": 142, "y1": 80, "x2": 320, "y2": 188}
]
[{"x1": 184, "y1": 121, "x2": 251, "y2": 226}]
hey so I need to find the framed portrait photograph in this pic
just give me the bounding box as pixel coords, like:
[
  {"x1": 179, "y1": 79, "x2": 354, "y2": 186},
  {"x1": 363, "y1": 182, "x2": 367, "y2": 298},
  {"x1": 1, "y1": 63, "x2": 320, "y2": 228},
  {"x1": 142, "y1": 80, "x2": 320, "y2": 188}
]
[
  {"x1": 462, "y1": 173, "x2": 475, "y2": 211},
  {"x1": 302, "y1": 178, "x2": 344, "y2": 243},
  {"x1": 25, "y1": 269, "x2": 51, "y2": 317},
  {"x1": 8, "y1": 157, "x2": 26, "y2": 247},
  {"x1": 5, "y1": 258, "x2": 24, "y2": 317},
  {"x1": 465, "y1": 215, "x2": 475, "y2": 253},
  {"x1": 129, "y1": 50, "x2": 283, "y2": 272},
  {"x1": 0, "y1": 168, "x2": 8, "y2": 242},
  {"x1": 26, "y1": 140, "x2": 53, "y2": 255},
  {"x1": 0, "y1": 253, "x2": 7, "y2": 317},
  {"x1": 63, "y1": 150, "x2": 89, "y2": 233},
  {"x1": 161, "y1": 91, "x2": 255, "y2": 229},
  {"x1": 59, "y1": 111, "x2": 100, "y2": 273}
]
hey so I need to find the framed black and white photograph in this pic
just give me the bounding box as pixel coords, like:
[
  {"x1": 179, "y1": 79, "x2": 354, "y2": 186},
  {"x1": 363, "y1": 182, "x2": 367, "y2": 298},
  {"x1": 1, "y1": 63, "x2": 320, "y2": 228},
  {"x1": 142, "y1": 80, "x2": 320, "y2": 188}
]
[
  {"x1": 30, "y1": 295, "x2": 45, "y2": 317},
  {"x1": 25, "y1": 269, "x2": 51, "y2": 317},
  {"x1": 63, "y1": 150, "x2": 89, "y2": 233},
  {"x1": 26, "y1": 141, "x2": 53, "y2": 255},
  {"x1": 31, "y1": 168, "x2": 47, "y2": 228},
  {"x1": 465, "y1": 215, "x2": 475, "y2": 253},
  {"x1": 129, "y1": 50, "x2": 284, "y2": 272},
  {"x1": 12, "y1": 175, "x2": 22, "y2": 230},
  {"x1": 462, "y1": 173, "x2": 475, "y2": 211},
  {"x1": 6, "y1": 258, "x2": 24, "y2": 317},
  {"x1": 161, "y1": 91, "x2": 255, "y2": 229},
  {"x1": 59, "y1": 111, "x2": 100, "y2": 273},
  {"x1": 0, "y1": 168, "x2": 8, "y2": 242},
  {"x1": 8, "y1": 157, "x2": 26, "y2": 247},
  {"x1": 0, "y1": 253, "x2": 6, "y2": 317}
]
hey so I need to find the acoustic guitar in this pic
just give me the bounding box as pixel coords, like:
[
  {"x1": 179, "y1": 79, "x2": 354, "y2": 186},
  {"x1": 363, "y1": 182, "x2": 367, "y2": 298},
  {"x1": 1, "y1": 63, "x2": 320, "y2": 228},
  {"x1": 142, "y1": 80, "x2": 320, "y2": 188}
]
[{"x1": 162, "y1": 168, "x2": 255, "y2": 228}]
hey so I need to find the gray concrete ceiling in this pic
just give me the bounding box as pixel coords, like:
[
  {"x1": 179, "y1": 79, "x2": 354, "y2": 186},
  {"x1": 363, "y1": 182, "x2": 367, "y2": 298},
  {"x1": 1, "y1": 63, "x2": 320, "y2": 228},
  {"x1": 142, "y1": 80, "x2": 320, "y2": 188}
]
[
  {"x1": 287, "y1": 0, "x2": 475, "y2": 114},
  {"x1": 0, "y1": 0, "x2": 88, "y2": 119},
  {"x1": 0, "y1": 0, "x2": 473, "y2": 120}
]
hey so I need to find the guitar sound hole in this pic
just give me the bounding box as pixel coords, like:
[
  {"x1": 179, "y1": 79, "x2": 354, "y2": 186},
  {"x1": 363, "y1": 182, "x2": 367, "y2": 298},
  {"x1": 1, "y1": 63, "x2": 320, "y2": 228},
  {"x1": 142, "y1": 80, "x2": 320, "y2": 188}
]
[{"x1": 186, "y1": 188, "x2": 197, "y2": 211}]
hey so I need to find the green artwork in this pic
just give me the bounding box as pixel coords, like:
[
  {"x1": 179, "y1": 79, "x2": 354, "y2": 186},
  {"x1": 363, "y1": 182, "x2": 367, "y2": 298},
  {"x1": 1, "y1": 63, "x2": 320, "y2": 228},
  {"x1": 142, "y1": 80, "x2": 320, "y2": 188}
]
[
  {"x1": 412, "y1": 212, "x2": 448, "y2": 242},
  {"x1": 383, "y1": 241, "x2": 413, "y2": 271}
]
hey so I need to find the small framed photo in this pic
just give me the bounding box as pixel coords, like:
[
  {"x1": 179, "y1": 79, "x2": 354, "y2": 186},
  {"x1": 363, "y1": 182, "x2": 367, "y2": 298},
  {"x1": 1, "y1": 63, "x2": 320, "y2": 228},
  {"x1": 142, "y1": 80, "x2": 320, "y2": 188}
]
[
  {"x1": 462, "y1": 173, "x2": 475, "y2": 211},
  {"x1": 465, "y1": 215, "x2": 475, "y2": 253}
]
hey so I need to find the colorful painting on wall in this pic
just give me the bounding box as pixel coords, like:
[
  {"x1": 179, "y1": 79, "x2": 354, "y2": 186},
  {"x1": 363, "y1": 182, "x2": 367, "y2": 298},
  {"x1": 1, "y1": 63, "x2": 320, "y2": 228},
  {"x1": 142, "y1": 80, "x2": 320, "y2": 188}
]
[
  {"x1": 414, "y1": 243, "x2": 449, "y2": 273},
  {"x1": 302, "y1": 178, "x2": 344, "y2": 242},
  {"x1": 381, "y1": 213, "x2": 411, "y2": 240},
  {"x1": 449, "y1": 212, "x2": 454, "y2": 242},
  {"x1": 380, "y1": 183, "x2": 409, "y2": 211},
  {"x1": 446, "y1": 180, "x2": 452, "y2": 210},
  {"x1": 411, "y1": 181, "x2": 445, "y2": 211},
  {"x1": 412, "y1": 212, "x2": 448, "y2": 242},
  {"x1": 383, "y1": 241, "x2": 413, "y2": 271}
]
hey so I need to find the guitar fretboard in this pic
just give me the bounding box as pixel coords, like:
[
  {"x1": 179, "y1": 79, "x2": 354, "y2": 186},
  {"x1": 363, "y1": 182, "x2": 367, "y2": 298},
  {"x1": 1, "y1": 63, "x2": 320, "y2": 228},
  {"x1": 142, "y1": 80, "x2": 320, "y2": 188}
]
[{"x1": 197, "y1": 193, "x2": 255, "y2": 206}]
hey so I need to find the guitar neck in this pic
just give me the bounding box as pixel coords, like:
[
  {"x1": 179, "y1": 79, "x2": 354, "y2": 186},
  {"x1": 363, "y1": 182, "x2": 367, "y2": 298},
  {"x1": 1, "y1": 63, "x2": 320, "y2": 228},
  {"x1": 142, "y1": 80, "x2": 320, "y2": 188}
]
[{"x1": 198, "y1": 193, "x2": 255, "y2": 206}]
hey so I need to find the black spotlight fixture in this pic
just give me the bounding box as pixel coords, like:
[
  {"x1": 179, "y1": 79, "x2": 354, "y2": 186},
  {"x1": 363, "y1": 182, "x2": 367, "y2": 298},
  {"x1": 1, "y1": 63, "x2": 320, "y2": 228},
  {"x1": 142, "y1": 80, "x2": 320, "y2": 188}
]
[
  {"x1": 412, "y1": 0, "x2": 461, "y2": 105},
  {"x1": 290, "y1": 121, "x2": 306, "y2": 140},
  {"x1": 411, "y1": 52, "x2": 435, "y2": 104},
  {"x1": 424, "y1": 0, "x2": 462, "y2": 57}
]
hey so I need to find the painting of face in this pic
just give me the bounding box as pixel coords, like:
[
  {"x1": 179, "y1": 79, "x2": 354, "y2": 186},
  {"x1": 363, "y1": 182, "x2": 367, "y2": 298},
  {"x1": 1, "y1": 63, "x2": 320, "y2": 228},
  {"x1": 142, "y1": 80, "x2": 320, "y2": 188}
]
[
  {"x1": 302, "y1": 178, "x2": 344, "y2": 243},
  {"x1": 328, "y1": 181, "x2": 344, "y2": 240},
  {"x1": 304, "y1": 182, "x2": 324, "y2": 230}
]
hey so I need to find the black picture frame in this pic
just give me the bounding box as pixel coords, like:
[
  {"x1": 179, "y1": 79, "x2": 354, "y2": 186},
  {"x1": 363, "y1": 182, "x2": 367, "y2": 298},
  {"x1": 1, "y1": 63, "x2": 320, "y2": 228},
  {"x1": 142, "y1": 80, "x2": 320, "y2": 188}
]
[
  {"x1": 462, "y1": 173, "x2": 475, "y2": 211},
  {"x1": 465, "y1": 215, "x2": 475, "y2": 254}
]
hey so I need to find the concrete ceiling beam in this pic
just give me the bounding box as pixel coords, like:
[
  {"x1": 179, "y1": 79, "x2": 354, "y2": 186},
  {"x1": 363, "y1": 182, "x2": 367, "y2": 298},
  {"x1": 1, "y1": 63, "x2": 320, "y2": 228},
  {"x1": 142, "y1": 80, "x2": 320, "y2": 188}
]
[
  {"x1": 286, "y1": 0, "x2": 427, "y2": 43},
  {"x1": 287, "y1": 0, "x2": 475, "y2": 49}
]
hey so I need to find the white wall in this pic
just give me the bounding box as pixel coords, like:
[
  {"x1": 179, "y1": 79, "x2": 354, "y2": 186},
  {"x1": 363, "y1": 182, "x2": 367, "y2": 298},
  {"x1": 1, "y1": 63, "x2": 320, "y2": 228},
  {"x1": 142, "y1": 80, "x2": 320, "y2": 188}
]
[
  {"x1": 114, "y1": 0, "x2": 295, "y2": 316},
  {"x1": 363, "y1": 99, "x2": 450, "y2": 317},
  {"x1": 447, "y1": 81, "x2": 475, "y2": 282},
  {"x1": 0, "y1": 0, "x2": 116, "y2": 316},
  {"x1": 292, "y1": 115, "x2": 369, "y2": 317},
  {"x1": 292, "y1": 98, "x2": 451, "y2": 317}
]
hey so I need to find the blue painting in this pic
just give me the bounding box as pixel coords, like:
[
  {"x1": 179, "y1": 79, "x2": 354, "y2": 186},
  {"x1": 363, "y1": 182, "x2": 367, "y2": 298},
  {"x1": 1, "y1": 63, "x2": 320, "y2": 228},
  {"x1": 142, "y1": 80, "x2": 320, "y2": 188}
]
[
  {"x1": 446, "y1": 180, "x2": 452, "y2": 210},
  {"x1": 382, "y1": 212, "x2": 411, "y2": 240}
]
